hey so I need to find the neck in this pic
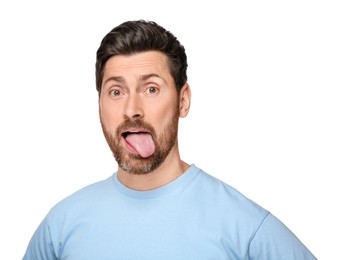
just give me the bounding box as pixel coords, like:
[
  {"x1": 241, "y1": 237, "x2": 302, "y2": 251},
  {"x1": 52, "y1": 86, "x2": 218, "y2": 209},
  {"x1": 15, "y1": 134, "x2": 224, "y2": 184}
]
[{"x1": 116, "y1": 149, "x2": 190, "y2": 191}]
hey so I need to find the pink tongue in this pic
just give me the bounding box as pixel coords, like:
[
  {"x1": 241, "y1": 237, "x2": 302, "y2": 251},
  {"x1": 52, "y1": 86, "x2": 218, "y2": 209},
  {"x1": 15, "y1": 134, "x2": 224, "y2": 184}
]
[{"x1": 125, "y1": 133, "x2": 155, "y2": 158}]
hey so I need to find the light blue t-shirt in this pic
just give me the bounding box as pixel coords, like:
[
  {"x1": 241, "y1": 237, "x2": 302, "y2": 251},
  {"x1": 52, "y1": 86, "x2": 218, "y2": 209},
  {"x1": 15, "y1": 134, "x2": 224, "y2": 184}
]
[{"x1": 23, "y1": 165, "x2": 316, "y2": 259}]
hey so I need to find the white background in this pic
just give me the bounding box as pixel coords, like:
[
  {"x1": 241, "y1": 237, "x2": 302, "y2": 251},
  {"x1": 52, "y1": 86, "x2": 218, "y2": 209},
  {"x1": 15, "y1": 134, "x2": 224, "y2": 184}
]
[{"x1": 0, "y1": 0, "x2": 336, "y2": 259}]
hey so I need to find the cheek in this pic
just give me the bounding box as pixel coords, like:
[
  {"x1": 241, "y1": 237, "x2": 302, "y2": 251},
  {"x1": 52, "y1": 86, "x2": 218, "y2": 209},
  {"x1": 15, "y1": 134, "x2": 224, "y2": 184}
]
[
  {"x1": 99, "y1": 102, "x2": 121, "y2": 130},
  {"x1": 148, "y1": 102, "x2": 171, "y2": 119},
  {"x1": 148, "y1": 103, "x2": 178, "y2": 130}
]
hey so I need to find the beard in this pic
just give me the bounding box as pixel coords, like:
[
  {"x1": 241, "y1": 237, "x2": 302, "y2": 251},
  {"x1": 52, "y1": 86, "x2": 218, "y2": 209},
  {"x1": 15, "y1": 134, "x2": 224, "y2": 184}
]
[{"x1": 100, "y1": 107, "x2": 180, "y2": 175}]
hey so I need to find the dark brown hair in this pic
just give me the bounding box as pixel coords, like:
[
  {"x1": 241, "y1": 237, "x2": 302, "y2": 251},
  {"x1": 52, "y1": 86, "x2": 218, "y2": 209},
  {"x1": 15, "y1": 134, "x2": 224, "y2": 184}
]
[{"x1": 95, "y1": 20, "x2": 188, "y2": 93}]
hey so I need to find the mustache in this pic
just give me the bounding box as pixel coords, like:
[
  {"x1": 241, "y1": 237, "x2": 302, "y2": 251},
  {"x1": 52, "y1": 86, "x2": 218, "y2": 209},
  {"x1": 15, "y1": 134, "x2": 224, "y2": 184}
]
[{"x1": 116, "y1": 118, "x2": 156, "y2": 137}]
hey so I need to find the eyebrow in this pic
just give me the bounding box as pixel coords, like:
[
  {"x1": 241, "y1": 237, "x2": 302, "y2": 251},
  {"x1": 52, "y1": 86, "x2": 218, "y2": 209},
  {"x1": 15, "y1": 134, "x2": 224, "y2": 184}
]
[
  {"x1": 103, "y1": 76, "x2": 125, "y2": 86},
  {"x1": 103, "y1": 73, "x2": 165, "y2": 87},
  {"x1": 139, "y1": 73, "x2": 168, "y2": 85},
  {"x1": 138, "y1": 73, "x2": 163, "y2": 82}
]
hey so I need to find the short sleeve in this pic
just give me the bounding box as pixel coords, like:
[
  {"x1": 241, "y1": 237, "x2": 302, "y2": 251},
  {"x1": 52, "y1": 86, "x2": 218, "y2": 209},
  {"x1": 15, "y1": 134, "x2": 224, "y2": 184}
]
[
  {"x1": 22, "y1": 215, "x2": 58, "y2": 260},
  {"x1": 248, "y1": 213, "x2": 317, "y2": 260}
]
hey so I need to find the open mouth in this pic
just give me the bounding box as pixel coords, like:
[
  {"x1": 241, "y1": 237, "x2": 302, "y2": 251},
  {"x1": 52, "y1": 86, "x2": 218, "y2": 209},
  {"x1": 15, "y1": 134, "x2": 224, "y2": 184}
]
[
  {"x1": 121, "y1": 129, "x2": 155, "y2": 158},
  {"x1": 121, "y1": 129, "x2": 150, "y2": 138}
]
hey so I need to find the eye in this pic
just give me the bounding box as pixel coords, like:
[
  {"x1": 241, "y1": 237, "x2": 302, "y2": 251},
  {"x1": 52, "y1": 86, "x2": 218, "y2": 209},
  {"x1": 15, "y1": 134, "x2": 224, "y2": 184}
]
[
  {"x1": 109, "y1": 89, "x2": 121, "y2": 97},
  {"x1": 146, "y1": 86, "x2": 159, "y2": 95}
]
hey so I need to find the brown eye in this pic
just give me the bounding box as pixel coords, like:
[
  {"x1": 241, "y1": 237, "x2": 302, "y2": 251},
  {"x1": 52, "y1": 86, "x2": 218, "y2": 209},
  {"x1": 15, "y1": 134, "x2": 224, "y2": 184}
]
[
  {"x1": 147, "y1": 86, "x2": 158, "y2": 94},
  {"x1": 110, "y1": 89, "x2": 121, "y2": 96}
]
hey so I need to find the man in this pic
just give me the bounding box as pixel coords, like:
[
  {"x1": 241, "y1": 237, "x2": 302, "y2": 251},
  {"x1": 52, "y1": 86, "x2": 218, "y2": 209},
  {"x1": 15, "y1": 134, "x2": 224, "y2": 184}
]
[{"x1": 23, "y1": 20, "x2": 317, "y2": 259}]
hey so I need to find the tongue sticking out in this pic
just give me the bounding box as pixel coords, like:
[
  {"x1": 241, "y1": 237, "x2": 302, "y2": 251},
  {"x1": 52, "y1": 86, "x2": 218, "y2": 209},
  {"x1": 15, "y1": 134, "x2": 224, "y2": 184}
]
[{"x1": 125, "y1": 133, "x2": 155, "y2": 158}]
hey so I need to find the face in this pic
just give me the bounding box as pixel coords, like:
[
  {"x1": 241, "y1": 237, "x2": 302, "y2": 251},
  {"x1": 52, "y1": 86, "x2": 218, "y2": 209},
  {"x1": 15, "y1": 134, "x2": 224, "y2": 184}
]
[{"x1": 99, "y1": 51, "x2": 187, "y2": 175}]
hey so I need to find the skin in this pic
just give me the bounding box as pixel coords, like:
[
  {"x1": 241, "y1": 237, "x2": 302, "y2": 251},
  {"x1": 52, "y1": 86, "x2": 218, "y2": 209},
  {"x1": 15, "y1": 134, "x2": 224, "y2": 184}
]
[{"x1": 99, "y1": 51, "x2": 191, "y2": 191}]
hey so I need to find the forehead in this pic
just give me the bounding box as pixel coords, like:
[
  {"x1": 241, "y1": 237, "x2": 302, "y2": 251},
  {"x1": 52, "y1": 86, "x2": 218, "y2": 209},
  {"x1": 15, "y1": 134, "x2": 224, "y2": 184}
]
[{"x1": 103, "y1": 51, "x2": 171, "y2": 80}]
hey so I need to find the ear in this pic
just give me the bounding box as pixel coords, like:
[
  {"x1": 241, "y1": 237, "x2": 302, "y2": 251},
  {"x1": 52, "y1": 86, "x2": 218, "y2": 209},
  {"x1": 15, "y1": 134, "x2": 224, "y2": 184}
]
[{"x1": 179, "y1": 83, "x2": 191, "y2": 118}]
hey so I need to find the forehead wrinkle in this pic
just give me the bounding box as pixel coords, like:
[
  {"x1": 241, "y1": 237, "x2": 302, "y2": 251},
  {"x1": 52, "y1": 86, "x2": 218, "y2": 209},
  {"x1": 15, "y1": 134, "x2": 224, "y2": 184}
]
[
  {"x1": 138, "y1": 73, "x2": 167, "y2": 84},
  {"x1": 103, "y1": 51, "x2": 171, "y2": 88},
  {"x1": 103, "y1": 75, "x2": 125, "y2": 86}
]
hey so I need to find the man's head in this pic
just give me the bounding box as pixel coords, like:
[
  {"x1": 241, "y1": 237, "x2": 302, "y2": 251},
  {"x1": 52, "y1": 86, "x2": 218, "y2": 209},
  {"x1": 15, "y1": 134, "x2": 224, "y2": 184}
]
[
  {"x1": 96, "y1": 20, "x2": 188, "y2": 95},
  {"x1": 96, "y1": 20, "x2": 191, "y2": 175}
]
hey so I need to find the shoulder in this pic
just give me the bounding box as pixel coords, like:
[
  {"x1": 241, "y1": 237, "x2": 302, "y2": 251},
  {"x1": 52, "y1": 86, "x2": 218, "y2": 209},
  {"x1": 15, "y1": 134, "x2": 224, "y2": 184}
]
[
  {"x1": 46, "y1": 176, "x2": 114, "y2": 219},
  {"x1": 192, "y1": 166, "x2": 317, "y2": 259},
  {"x1": 190, "y1": 165, "x2": 269, "y2": 222}
]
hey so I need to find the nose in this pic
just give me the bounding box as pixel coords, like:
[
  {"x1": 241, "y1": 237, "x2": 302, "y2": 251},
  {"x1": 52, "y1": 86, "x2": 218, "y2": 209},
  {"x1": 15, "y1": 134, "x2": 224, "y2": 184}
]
[{"x1": 124, "y1": 94, "x2": 144, "y2": 119}]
